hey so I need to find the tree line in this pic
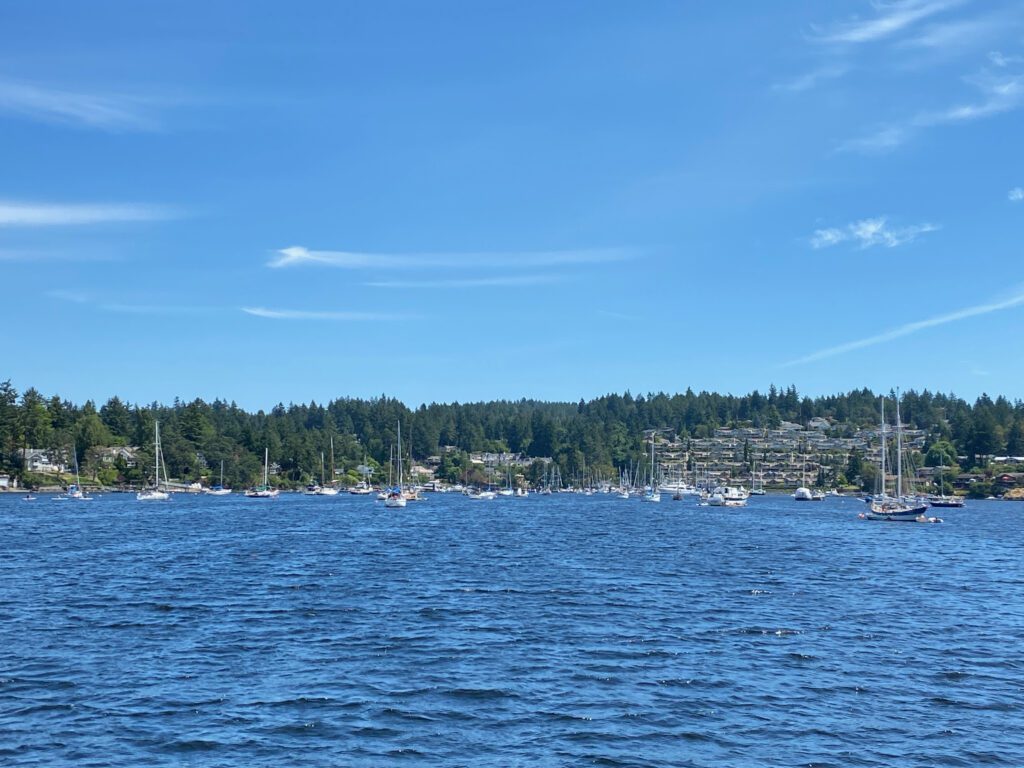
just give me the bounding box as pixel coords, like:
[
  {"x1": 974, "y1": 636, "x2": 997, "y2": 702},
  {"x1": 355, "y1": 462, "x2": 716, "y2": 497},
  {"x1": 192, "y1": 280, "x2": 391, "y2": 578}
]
[{"x1": 1, "y1": 380, "x2": 1022, "y2": 488}]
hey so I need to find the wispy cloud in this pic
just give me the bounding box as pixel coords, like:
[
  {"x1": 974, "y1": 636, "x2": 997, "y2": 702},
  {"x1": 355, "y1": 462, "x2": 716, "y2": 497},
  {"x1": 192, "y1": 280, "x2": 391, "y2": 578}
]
[
  {"x1": 100, "y1": 303, "x2": 213, "y2": 315},
  {"x1": 268, "y1": 245, "x2": 632, "y2": 270},
  {"x1": 782, "y1": 284, "x2": 1024, "y2": 366},
  {"x1": 364, "y1": 275, "x2": 562, "y2": 289},
  {"x1": 899, "y1": 14, "x2": 1013, "y2": 52},
  {"x1": 812, "y1": 0, "x2": 961, "y2": 45},
  {"x1": 596, "y1": 309, "x2": 640, "y2": 321},
  {"x1": 0, "y1": 78, "x2": 160, "y2": 130},
  {"x1": 773, "y1": 65, "x2": 849, "y2": 92},
  {"x1": 840, "y1": 68, "x2": 1024, "y2": 152},
  {"x1": 810, "y1": 216, "x2": 939, "y2": 249},
  {"x1": 989, "y1": 50, "x2": 1024, "y2": 68},
  {"x1": 46, "y1": 289, "x2": 91, "y2": 303},
  {"x1": 241, "y1": 307, "x2": 405, "y2": 321},
  {"x1": 1009, "y1": 187, "x2": 1024, "y2": 202},
  {"x1": 0, "y1": 200, "x2": 175, "y2": 227},
  {"x1": 46, "y1": 290, "x2": 214, "y2": 314}
]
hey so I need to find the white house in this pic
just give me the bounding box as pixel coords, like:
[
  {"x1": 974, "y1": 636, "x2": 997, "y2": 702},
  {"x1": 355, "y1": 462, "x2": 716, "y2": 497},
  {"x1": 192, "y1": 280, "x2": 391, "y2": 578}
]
[{"x1": 21, "y1": 448, "x2": 67, "y2": 474}]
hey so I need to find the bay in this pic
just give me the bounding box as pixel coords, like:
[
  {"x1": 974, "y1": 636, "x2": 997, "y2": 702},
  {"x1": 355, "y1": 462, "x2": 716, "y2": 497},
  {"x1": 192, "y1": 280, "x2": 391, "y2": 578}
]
[{"x1": 1, "y1": 493, "x2": 1022, "y2": 766}]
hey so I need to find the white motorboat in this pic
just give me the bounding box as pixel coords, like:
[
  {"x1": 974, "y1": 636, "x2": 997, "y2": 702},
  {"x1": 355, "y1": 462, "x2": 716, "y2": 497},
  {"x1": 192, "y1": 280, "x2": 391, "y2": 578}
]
[{"x1": 709, "y1": 486, "x2": 747, "y2": 507}]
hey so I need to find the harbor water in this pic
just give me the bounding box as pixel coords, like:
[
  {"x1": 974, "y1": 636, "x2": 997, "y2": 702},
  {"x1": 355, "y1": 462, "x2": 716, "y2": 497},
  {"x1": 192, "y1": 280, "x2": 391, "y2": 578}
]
[{"x1": 1, "y1": 493, "x2": 1022, "y2": 766}]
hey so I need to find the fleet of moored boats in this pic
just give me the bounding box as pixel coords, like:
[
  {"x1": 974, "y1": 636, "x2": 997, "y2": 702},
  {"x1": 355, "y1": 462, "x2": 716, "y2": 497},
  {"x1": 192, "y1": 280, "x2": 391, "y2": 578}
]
[{"x1": 23, "y1": 397, "x2": 976, "y2": 523}]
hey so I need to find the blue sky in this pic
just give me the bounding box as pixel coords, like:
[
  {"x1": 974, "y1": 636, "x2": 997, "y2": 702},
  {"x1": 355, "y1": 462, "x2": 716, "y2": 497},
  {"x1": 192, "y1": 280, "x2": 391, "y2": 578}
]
[{"x1": 2, "y1": 1, "x2": 1023, "y2": 409}]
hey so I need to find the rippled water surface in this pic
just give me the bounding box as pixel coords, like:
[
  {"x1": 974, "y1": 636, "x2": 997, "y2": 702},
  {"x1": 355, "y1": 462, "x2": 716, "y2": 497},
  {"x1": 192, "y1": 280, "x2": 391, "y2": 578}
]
[{"x1": 2, "y1": 492, "x2": 1022, "y2": 766}]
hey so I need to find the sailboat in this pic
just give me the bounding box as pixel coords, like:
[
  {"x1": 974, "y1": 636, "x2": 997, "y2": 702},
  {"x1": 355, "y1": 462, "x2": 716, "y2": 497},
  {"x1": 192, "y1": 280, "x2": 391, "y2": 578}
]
[
  {"x1": 641, "y1": 434, "x2": 661, "y2": 503},
  {"x1": 497, "y1": 465, "x2": 515, "y2": 496},
  {"x1": 205, "y1": 459, "x2": 232, "y2": 495},
  {"x1": 929, "y1": 463, "x2": 964, "y2": 508},
  {"x1": 246, "y1": 447, "x2": 279, "y2": 498},
  {"x1": 315, "y1": 439, "x2": 339, "y2": 495},
  {"x1": 58, "y1": 447, "x2": 93, "y2": 501},
  {"x1": 137, "y1": 421, "x2": 170, "y2": 501},
  {"x1": 862, "y1": 393, "x2": 933, "y2": 522},
  {"x1": 750, "y1": 462, "x2": 766, "y2": 495},
  {"x1": 384, "y1": 421, "x2": 407, "y2": 508},
  {"x1": 350, "y1": 452, "x2": 374, "y2": 495}
]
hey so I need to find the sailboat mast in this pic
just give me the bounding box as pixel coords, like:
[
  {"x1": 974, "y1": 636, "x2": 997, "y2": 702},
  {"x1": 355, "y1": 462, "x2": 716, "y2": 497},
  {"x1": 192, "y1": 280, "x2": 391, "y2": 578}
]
[
  {"x1": 154, "y1": 420, "x2": 160, "y2": 487},
  {"x1": 397, "y1": 421, "x2": 403, "y2": 487},
  {"x1": 895, "y1": 391, "x2": 903, "y2": 499},
  {"x1": 264, "y1": 447, "x2": 269, "y2": 486},
  {"x1": 880, "y1": 396, "x2": 886, "y2": 497}
]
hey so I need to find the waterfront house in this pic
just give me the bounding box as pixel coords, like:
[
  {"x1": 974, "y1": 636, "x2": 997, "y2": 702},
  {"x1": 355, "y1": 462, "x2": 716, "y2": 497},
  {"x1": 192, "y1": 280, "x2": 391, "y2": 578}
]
[
  {"x1": 97, "y1": 446, "x2": 139, "y2": 468},
  {"x1": 20, "y1": 448, "x2": 67, "y2": 474}
]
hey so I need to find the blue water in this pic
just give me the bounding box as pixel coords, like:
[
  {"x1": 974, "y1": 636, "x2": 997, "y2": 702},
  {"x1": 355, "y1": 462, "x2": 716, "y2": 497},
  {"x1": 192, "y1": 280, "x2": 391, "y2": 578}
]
[{"x1": 1, "y1": 492, "x2": 1022, "y2": 766}]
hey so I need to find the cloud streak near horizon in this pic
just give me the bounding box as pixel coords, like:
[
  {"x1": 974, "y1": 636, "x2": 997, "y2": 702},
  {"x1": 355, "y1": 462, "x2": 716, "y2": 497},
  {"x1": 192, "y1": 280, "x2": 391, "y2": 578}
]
[
  {"x1": 364, "y1": 274, "x2": 562, "y2": 289},
  {"x1": 242, "y1": 307, "x2": 406, "y2": 321},
  {"x1": 0, "y1": 200, "x2": 175, "y2": 226},
  {"x1": 0, "y1": 77, "x2": 160, "y2": 130},
  {"x1": 781, "y1": 285, "x2": 1024, "y2": 367},
  {"x1": 268, "y1": 245, "x2": 633, "y2": 270}
]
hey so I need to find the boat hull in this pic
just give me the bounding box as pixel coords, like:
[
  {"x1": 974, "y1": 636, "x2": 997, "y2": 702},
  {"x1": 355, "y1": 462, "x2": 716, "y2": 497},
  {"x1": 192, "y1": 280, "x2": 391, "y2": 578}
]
[
  {"x1": 864, "y1": 503, "x2": 930, "y2": 521},
  {"x1": 245, "y1": 489, "x2": 279, "y2": 498},
  {"x1": 137, "y1": 490, "x2": 170, "y2": 501}
]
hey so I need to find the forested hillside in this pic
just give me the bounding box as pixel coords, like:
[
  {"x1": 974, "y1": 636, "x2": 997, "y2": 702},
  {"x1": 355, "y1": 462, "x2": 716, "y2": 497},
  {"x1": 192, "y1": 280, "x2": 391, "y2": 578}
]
[{"x1": 1, "y1": 380, "x2": 1021, "y2": 487}]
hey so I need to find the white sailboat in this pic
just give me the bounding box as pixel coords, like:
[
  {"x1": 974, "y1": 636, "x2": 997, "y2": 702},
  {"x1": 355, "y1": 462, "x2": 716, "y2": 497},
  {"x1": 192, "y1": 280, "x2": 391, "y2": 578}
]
[
  {"x1": 497, "y1": 466, "x2": 515, "y2": 496},
  {"x1": 315, "y1": 438, "x2": 339, "y2": 495},
  {"x1": 205, "y1": 459, "x2": 232, "y2": 495},
  {"x1": 59, "y1": 447, "x2": 93, "y2": 501},
  {"x1": 384, "y1": 421, "x2": 407, "y2": 508},
  {"x1": 246, "y1": 447, "x2": 279, "y2": 498},
  {"x1": 641, "y1": 434, "x2": 661, "y2": 503},
  {"x1": 750, "y1": 462, "x2": 766, "y2": 495},
  {"x1": 350, "y1": 454, "x2": 374, "y2": 495},
  {"x1": 137, "y1": 421, "x2": 170, "y2": 501}
]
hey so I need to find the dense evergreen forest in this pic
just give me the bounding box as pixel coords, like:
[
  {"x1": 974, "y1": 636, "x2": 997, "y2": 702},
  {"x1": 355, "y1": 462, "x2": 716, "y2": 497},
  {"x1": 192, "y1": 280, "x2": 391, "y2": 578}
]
[{"x1": 1, "y1": 379, "x2": 1023, "y2": 488}]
